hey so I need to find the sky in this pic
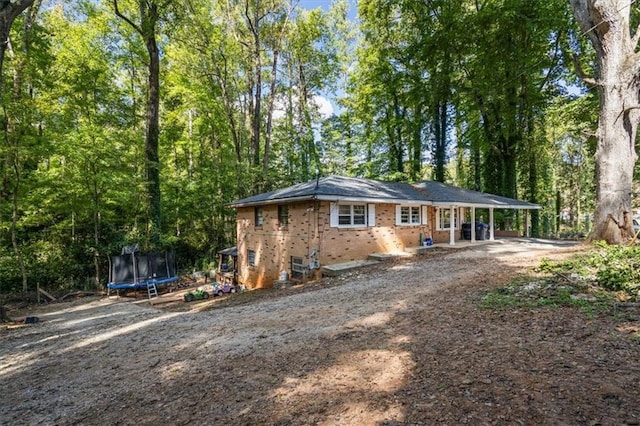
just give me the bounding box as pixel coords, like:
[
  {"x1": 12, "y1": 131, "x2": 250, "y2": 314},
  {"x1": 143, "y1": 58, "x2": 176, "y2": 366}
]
[{"x1": 296, "y1": 0, "x2": 358, "y2": 118}]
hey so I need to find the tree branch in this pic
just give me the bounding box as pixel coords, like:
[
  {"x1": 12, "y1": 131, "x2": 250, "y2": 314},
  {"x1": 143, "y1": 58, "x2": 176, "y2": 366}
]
[
  {"x1": 571, "y1": 53, "x2": 598, "y2": 86},
  {"x1": 113, "y1": 0, "x2": 142, "y2": 35},
  {"x1": 615, "y1": 105, "x2": 640, "y2": 124}
]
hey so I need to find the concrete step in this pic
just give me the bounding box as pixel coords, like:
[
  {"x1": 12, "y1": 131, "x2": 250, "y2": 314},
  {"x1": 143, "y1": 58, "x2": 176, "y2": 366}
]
[
  {"x1": 405, "y1": 245, "x2": 437, "y2": 255},
  {"x1": 367, "y1": 252, "x2": 413, "y2": 261},
  {"x1": 321, "y1": 259, "x2": 379, "y2": 277}
]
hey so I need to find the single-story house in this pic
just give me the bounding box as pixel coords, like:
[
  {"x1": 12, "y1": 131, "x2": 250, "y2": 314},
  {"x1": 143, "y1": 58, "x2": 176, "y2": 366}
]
[{"x1": 228, "y1": 175, "x2": 540, "y2": 288}]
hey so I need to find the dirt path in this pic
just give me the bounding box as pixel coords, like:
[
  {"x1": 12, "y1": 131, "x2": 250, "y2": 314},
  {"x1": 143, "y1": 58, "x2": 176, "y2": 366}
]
[{"x1": 2, "y1": 239, "x2": 640, "y2": 425}]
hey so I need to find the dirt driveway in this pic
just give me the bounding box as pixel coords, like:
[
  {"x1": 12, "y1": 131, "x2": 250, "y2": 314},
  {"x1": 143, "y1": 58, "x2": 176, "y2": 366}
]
[{"x1": 2, "y1": 239, "x2": 640, "y2": 425}]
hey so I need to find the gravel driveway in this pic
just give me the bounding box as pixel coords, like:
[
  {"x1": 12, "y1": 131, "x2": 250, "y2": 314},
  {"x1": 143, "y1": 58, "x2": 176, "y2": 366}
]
[{"x1": 3, "y1": 238, "x2": 639, "y2": 425}]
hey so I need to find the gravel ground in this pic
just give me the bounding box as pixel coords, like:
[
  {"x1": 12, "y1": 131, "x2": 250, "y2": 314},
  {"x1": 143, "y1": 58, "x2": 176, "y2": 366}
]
[{"x1": 2, "y1": 238, "x2": 640, "y2": 425}]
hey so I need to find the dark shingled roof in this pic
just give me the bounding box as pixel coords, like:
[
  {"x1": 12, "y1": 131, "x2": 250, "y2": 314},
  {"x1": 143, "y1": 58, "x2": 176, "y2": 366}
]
[
  {"x1": 412, "y1": 181, "x2": 540, "y2": 209},
  {"x1": 229, "y1": 175, "x2": 540, "y2": 209}
]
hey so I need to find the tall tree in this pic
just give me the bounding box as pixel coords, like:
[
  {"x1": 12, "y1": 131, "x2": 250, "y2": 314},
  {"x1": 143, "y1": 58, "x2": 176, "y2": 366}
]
[
  {"x1": 113, "y1": 0, "x2": 171, "y2": 247},
  {"x1": 571, "y1": 0, "x2": 640, "y2": 243},
  {"x1": 1, "y1": 0, "x2": 46, "y2": 293},
  {"x1": 0, "y1": 0, "x2": 35, "y2": 94}
]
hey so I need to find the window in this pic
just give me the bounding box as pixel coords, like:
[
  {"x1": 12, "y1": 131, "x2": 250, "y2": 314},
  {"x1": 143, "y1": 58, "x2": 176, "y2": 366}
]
[
  {"x1": 337, "y1": 204, "x2": 366, "y2": 226},
  {"x1": 291, "y1": 256, "x2": 304, "y2": 279},
  {"x1": 255, "y1": 207, "x2": 263, "y2": 227},
  {"x1": 247, "y1": 249, "x2": 256, "y2": 267},
  {"x1": 398, "y1": 206, "x2": 421, "y2": 225},
  {"x1": 278, "y1": 205, "x2": 289, "y2": 227},
  {"x1": 330, "y1": 203, "x2": 374, "y2": 227},
  {"x1": 437, "y1": 207, "x2": 459, "y2": 230}
]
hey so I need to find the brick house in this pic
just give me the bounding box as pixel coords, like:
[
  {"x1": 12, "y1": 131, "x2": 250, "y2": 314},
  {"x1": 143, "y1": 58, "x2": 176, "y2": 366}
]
[{"x1": 228, "y1": 176, "x2": 540, "y2": 289}]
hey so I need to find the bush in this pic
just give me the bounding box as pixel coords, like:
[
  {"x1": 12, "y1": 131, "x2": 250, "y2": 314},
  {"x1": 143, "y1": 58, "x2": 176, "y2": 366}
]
[
  {"x1": 538, "y1": 241, "x2": 640, "y2": 298},
  {"x1": 590, "y1": 241, "x2": 640, "y2": 295}
]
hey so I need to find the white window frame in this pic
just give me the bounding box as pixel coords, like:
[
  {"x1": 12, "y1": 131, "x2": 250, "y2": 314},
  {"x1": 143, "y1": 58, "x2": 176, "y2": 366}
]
[
  {"x1": 330, "y1": 203, "x2": 374, "y2": 228},
  {"x1": 436, "y1": 207, "x2": 460, "y2": 230},
  {"x1": 396, "y1": 205, "x2": 423, "y2": 226},
  {"x1": 247, "y1": 249, "x2": 256, "y2": 267}
]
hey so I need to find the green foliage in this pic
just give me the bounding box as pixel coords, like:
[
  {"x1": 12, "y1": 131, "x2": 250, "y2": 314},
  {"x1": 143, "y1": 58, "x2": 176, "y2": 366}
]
[
  {"x1": 537, "y1": 242, "x2": 640, "y2": 297},
  {"x1": 0, "y1": 0, "x2": 353, "y2": 295},
  {"x1": 0, "y1": 0, "x2": 609, "y2": 297},
  {"x1": 589, "y1": 242, "x2": 640, "y2": 295},
  {"x1": 483, "y1": 243, "x2": 640, "y2": 317}
]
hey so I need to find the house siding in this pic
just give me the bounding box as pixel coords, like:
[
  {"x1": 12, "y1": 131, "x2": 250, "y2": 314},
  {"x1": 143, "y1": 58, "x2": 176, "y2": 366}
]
[{"x1": 237, "y1": 201, "x2": 444, "y2": 289}]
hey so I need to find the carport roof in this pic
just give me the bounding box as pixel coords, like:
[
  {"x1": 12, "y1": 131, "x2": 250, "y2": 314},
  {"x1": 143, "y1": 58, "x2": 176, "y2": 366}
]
[
  {"x1": 228, "y1": 175, "x2": 540, "y2": 209},
  {"x1": 412, "y1": 181, "x2": 540, "y2": 209}
]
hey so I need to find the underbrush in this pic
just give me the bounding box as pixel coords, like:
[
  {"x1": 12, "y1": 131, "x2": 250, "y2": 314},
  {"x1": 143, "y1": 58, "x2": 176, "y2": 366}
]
[{"x1": 481, "y1": 241, "x2": 640, "y2": 316}]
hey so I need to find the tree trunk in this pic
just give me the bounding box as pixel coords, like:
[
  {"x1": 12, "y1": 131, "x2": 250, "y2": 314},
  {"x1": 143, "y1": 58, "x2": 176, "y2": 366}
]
[
  {"x1": 145, "y1": 32, "x2": 162, "y2": 247},
  {"x1": 571, "y1": 0, "x2": 640, "y2": 243},
  {"x1": 0, "y1": 0, "x2": 35, "y2": 96},
  {"x1": 113, "y1": 0, "x2": 163, "y2": 248}
]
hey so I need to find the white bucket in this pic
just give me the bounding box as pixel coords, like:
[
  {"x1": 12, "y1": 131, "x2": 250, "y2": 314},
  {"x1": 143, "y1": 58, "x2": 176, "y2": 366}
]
[{"x1": 279, "y1": 271, "x2": 288, "y2": 281}]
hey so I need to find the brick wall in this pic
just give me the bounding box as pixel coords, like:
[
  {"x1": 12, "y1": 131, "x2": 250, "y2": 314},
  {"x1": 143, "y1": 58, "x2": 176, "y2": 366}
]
[{"x1": 237, "y1": 201, "x2": 445, "y2": 288}]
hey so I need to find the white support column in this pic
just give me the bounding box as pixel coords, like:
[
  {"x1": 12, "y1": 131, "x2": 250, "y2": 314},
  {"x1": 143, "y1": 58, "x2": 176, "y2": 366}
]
[
  {"x1": 449, "y1": 205, "x2": 455, "y2": 245},
  {"x1": 525, "y1": 210, "x2": 530, "y2": 237},
  {"x1": 471, "y1": 207, "x2": 476, "y2": 242},
  {"x1": 489, "y1": 208, "x2": 495, "y2": 240}
]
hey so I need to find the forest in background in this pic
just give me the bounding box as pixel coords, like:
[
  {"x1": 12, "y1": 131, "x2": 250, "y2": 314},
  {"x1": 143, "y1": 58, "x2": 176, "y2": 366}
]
[{"x1": 0, "y1": 0, "x2": 620, "y2": 294}]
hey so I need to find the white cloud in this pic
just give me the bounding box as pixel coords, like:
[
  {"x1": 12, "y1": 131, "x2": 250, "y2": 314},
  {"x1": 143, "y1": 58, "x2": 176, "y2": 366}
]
[
  {"x1": 313, "y1": 95, "x2": 334, "y2": 118},
  {"x1": 272, "y1": 93, "x2": 334, "y2": 121}
]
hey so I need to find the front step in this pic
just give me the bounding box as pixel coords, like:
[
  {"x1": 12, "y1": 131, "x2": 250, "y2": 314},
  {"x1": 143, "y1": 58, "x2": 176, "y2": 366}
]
[
  {"x1": 404, "y1": 246, "x2": 436, "y2": 255},
  {"x1": 321, "y1": 259, "x2": 379, "y2": 277},
  {"x1": 367, "y1": 252, "x2": 413, "y2": 261}
]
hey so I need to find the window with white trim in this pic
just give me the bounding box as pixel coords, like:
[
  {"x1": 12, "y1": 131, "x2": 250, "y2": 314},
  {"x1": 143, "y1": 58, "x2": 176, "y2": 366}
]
[
  {"x1": 338, "y1": 204, "x2": 366, "y2": 226},
  {"x1": 398, "y1": 206, "x2": 421, "y2": 225},
  {"x1": 437, "y1": 207, "x2": 459, "y2": 230},
  {"x1": 247, "y1": 249, "x2": 256, "y2": 267}
]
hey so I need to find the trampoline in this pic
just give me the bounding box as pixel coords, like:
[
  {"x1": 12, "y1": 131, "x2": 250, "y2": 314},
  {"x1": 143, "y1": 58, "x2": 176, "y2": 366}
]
[{"x1": 107, "y1": 247, "x2": 178, "y2": 297}]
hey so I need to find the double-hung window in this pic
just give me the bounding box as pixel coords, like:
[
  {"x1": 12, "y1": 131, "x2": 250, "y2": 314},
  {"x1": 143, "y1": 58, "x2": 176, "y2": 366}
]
[
  {"x1": 331, "y1": 203, "x2": 373, "y2": 228},
  {"x1": 278, "y1": 205, "x2": 289, "y2": 228},
  {"x1": 396, "y1": 205, "x2": 426, "y2": 226},
  {"x1": 338, "y1": 204, "x2": 366, "y2": 226}
]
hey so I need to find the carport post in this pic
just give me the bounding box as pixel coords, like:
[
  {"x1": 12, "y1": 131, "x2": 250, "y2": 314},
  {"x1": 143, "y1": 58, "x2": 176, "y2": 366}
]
[
  {"x1": 489, "y1": 208, "x2": 495, "y2": 240},
  {"x1": 449, "y1": 205, "x2": 455, "y2": 245},
  {"x1": 471, "y1": 207, "x2": 476, "y2": 242}
]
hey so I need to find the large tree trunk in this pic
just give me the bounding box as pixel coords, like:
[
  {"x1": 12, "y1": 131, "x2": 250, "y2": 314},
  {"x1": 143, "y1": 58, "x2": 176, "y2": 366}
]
[
  {"x1": 0, "y1": 0, "x2": 35, "y2": 95},
  {"x1": 571, "y1": 0, "x2": 640, "y2": 243},
  {"x1": 145, "y1": 28, "x2": 162, "y2": 247},
  {"x1": 113, "y1": 0, "x2": 163, "y2": 248}
]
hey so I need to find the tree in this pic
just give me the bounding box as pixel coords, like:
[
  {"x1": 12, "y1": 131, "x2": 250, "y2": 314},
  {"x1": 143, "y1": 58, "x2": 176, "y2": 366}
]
[
  {"x1": 571, "y1": 0, "x2": 640, "y2": 243},
  {"x1": 0, "y1": 0, "x2": 35, "y2": 93},
  {"x1": 113, "y1": 0, "x2": 171, "y2": 248},
  {"x1": 1, "y1": 0, "x2": 46, "y2": 293}
]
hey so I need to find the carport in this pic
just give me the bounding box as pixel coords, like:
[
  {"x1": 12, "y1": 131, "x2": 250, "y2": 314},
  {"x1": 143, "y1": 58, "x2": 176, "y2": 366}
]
[{"x1": 413, "y1": 181, "x2": 541, "y2": 245}]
